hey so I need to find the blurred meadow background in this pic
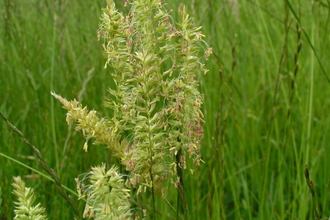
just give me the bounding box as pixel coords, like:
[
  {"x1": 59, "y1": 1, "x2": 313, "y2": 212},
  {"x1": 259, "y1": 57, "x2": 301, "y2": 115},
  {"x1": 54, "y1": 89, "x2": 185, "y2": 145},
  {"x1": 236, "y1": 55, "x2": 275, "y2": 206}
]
[{"x1": 1, "y1": 0, "x2": 330, "y2": 219}]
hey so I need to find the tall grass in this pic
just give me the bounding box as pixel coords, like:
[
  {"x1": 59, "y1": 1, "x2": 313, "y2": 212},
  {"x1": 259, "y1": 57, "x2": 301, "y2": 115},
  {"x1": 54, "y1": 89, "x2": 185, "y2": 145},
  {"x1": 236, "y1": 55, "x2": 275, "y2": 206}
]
[{"x1": 1, "y1": 0, "x2": 330, "y2": 219}]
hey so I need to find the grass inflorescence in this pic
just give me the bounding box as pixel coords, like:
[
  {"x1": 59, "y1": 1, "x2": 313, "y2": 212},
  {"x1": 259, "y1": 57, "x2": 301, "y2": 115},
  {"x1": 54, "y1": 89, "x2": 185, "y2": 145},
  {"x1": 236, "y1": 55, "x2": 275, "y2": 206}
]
[{"x1": 51, "y1": 0, "x2": 210, "y2": 218}]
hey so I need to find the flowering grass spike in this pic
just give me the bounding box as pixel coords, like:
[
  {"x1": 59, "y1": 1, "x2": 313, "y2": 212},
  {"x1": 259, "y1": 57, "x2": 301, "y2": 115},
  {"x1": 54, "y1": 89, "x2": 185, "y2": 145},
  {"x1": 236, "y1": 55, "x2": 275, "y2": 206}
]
[
  {"x1": 52, "y1": 0, "x2": 211, "y2": 217},
  {"x1": 76, "y1": 164, "x2": 131, "y2": 219},
  {"x1": 12, "y1": 176, "x2": 48, "y2": 220}
]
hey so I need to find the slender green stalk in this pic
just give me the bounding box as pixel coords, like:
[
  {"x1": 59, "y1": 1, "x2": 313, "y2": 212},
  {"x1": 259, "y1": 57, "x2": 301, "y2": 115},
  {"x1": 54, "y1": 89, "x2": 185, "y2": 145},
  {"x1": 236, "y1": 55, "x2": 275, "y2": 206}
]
[
  {"x1": 0, "y1": 152, "x2": 78, "y2": 198},
  {"x1": 50, "y1": 12, "x2": 59, "y2": 175},
  {"x1": 306, "y1": 21, "x2": 314, "y2": 165}
]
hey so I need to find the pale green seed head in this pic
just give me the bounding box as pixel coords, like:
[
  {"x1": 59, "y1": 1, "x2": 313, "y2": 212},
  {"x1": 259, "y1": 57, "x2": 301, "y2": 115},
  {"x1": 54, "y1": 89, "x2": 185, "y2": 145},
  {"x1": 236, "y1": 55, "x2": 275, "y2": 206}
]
[{"x1": 12, "y1": 176, "x2": 48, "y2": 220}]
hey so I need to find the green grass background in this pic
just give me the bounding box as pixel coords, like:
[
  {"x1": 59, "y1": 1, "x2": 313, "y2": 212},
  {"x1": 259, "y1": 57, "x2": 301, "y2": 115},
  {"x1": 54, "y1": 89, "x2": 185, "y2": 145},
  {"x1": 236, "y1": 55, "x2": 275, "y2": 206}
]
[{"x1": 1, "y1": 0, "x2": 330, "y2": 219}]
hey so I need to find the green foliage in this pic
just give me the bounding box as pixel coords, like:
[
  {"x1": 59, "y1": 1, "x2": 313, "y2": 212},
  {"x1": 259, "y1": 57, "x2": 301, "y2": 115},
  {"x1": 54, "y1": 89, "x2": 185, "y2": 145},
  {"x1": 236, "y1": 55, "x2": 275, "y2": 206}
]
[{"x1": 1, "y1": 0, "x2": 330, "y2": 219}]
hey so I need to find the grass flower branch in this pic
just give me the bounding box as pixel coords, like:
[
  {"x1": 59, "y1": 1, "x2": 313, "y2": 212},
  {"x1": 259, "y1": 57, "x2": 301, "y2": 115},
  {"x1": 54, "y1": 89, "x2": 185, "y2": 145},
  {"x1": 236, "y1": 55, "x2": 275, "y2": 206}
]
[{"x1": 51, "y1": 0, "x2": 211, "y2": 218}]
